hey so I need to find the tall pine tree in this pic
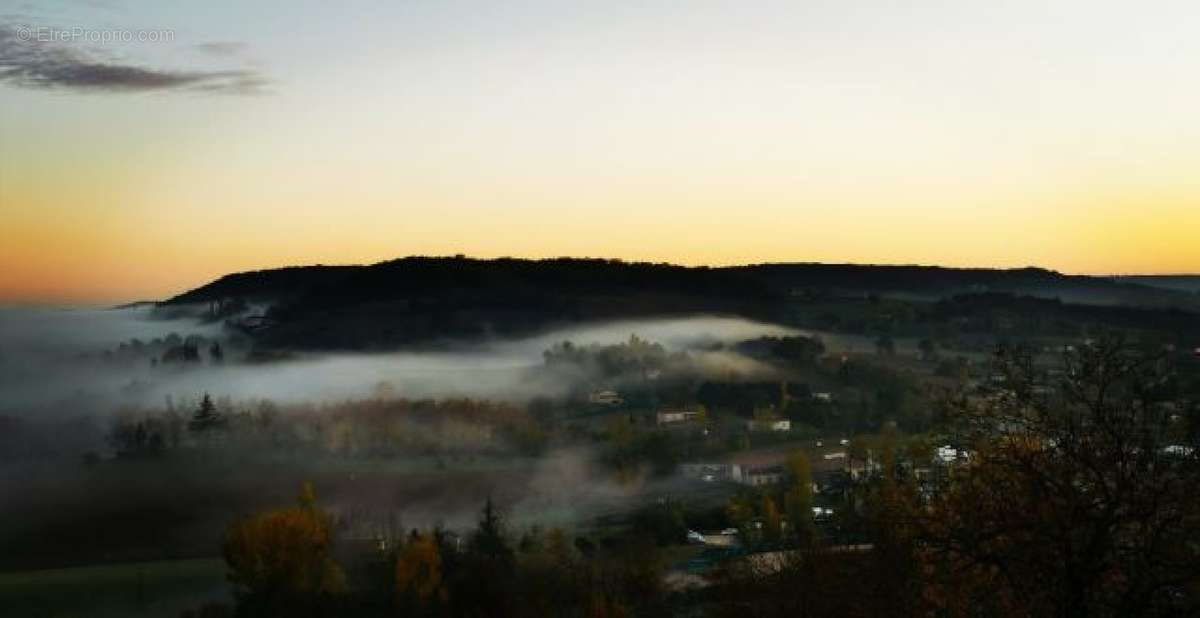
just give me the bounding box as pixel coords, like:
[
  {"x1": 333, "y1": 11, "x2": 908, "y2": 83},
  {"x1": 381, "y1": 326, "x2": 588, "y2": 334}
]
[{"x1": 189, "y1": 394, "x2": 225, "y2": 433}]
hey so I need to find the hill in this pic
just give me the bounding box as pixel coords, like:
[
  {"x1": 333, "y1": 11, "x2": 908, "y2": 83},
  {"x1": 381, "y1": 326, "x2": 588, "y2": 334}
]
[
  {"x1": 730, "y1": 263, "x2": 1198, "y2": 307},
  {"x1": 159, "y1": 257, "x2": 1200, "y2": 350},
  {"x1": 1113, "y1": 275, "x2": 1200, "y2": 294},
  {"x1": 165, "y1": 265, "x2": 359, "y2": 305}
]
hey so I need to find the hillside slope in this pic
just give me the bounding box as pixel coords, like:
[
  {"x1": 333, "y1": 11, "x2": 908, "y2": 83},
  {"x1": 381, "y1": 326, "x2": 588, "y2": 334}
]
[{"x1": 159, "y1": 257, "x2": 1200, "y2": 350}]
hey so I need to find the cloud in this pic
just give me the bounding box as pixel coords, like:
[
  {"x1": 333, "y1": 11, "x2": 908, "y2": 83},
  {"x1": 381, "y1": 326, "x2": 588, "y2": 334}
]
[
  {"x1": 192, "y1": 41, "x2": 247, "y2": 57},
  {"x1": 0, "y1": 24, "x2": 268, "y2": 94}
]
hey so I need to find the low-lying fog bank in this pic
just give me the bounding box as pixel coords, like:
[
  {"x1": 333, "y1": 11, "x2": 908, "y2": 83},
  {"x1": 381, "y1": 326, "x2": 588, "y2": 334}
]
[
  {"x1": 0, "y1": 306, "x2": 805, "y2": 415},
  {"x1": 0, "y1": 302, "x2": 982, "y2": 575}
]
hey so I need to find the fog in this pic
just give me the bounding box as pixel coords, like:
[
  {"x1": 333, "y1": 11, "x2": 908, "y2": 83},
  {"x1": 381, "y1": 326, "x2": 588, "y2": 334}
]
[
  {"x1": 0, "y1": 306, "x2": 218, "y2": 353},
  {"x1": 0, "y1": 306, "x2": 826, "y2": 571},
  {"x1": 0, "y1": 306, "x2": 799, "y2": 416}
]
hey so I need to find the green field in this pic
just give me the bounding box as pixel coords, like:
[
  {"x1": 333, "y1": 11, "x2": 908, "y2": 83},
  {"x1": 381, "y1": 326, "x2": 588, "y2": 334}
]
[{"x1": 0, "y1": 558, "x2": 227, "y2": 618}]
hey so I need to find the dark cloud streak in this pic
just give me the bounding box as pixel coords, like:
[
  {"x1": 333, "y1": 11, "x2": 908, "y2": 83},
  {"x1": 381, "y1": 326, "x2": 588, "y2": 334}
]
[{"x1": 0, "y1": 24, "x2": 268, "y2": 94}]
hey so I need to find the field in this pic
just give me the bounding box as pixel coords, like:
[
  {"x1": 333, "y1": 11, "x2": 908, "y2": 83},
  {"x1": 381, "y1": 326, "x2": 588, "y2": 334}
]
[{"x1": 0, "y1": 558, "x2": 226, "y2": 618}]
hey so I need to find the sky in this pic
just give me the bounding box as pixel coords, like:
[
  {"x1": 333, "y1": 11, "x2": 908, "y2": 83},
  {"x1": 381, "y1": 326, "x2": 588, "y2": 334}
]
[{"x1": 1, "y1": 0, "x2": 1199, "y2": 303}]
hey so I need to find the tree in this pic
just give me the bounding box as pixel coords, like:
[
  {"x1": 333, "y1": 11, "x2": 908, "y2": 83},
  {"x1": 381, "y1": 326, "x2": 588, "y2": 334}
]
[
  {"x1": 848, "y1": 435, "x2": 871, "y2": 463},
  {"x1": 189, "y1": 394, "x2": 225, "y2": 434},
  {"x1": 761, "y1": 496, "x2": 783, "y2": 544},
  {"x1": 514, "y1": 527, "x2": 585, "y2": 616},
  {"x1": 469, "y1": 497, "x2": 512, "y2": 564},
  {"x1": 784, "y1": 449, "x2": 812, "y2": 488},
  {"x1": 394, "y1": 532, "x2": 447, "y2": 613},
  {"x1": 726, "y1": 492, "x2": 756, "y2": 538},
  {"x1": 108, "y1": 418, "x2": 165, "y2": 459},
  {"x1": 783, "y1": 450, "x2": 815, "y2": 543},
  {"x1": 918, "y1": 339, "x2": 1200, "y2": 616},
  {"x1": 631, "y1": 499, "x2": 686, "y2": 546},
  {"x1": 222, "y1": 483, "x2": 346, "y2": 617},
  {"x1": 451, "y1": 497, "x2": 516, "y2": 616}
]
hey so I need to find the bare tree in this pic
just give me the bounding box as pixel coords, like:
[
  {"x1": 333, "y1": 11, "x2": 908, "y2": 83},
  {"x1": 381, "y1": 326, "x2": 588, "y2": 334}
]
[{"x1": 921, "y1": 338, "x2": 1200, "y2": 617}]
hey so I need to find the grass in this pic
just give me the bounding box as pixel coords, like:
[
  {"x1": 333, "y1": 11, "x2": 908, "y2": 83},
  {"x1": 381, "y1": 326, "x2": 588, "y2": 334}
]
[{"x1": 0, "y1": 558, "x2": 227, "y2": 618}]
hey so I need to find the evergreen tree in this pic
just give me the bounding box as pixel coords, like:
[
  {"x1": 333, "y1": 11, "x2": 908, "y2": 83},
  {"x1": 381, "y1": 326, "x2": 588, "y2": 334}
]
[
  {"x1": 470, "y1": 497, "x2": 512, "y2": 563},
  {"x1": 452, "y1": 497, "x2": 516, "y2": 615},
  {"x1": 189, "y1": 394, "x2": 225, "y2": 433}
]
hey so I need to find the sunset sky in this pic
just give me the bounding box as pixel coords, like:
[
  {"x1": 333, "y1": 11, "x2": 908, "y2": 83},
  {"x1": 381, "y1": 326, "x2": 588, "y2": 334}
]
[{"x1": 2, "y1": 0, "x2": 1199, "y2": 303}]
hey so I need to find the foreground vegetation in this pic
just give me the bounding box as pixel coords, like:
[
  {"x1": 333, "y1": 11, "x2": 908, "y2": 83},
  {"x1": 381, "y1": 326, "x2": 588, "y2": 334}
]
[
  {"x1": 3, "y1": 320, "x2": 1198, "y2": 616},
  {"x1": 150, "y1": 338, "x2": 1197, "y2": 617}
]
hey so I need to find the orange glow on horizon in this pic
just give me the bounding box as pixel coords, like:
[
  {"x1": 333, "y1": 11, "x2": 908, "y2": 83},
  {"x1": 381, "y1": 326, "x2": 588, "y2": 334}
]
[{"x1": 3, "y1": 1, "x2": 1199, "y2": 303}]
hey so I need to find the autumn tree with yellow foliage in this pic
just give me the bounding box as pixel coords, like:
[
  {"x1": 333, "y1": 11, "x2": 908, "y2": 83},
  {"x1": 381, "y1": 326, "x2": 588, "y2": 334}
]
[
  {"x1": 222, "y1": 482, "x2": 346, "y2": 617},
  {"x1": 394, "y1": 531, "x2": 447, "y2": 615}
]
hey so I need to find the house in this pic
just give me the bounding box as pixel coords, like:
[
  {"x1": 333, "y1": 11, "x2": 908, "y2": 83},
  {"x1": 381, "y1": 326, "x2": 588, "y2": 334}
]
[
  {"x1": 811, "y1": 451, "x2": 852, "y2": 493},
  {"x1": 701, "y1": 530, "x2": 740, "y2": 546},
  {"x1": 682, "y1": 460, "x2": 784, "y2": 486},
  {"x1": 844, "y1": 454, "x2": 881, "y2": 481},
  {"x1": 746, "y1": 419, "x2": 791, "y2": 432},
  {"x1": 684, "y1": 450, "x2": 788, "y2": 486},
  {"x1": 657, "y1": 407, "x2": 703, "y2": 426},
  {"x1": 742, "y1": 464, "x2": 786, "y2": 486},
  {"x1": 685, "y1": 445, "x2": 863, "y2": 489},
  {"x1": 725, "y1": 450, "x2": 791, "y2": 486},
  {"x1": 935, "y1": 445, "x2": 969, "y2": 465},
  {"x1": 1163, "y1": 444, "x2": 1195, "y2": 458},
  {"x1": 680, "y1": 463, "x2": 737, "y2": 482},
  {"x1": 588, "y1": 389, "x2": 624, "y2": 406}
]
